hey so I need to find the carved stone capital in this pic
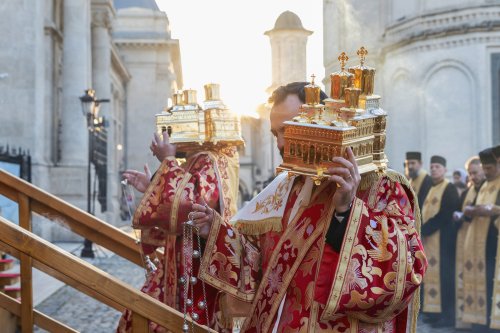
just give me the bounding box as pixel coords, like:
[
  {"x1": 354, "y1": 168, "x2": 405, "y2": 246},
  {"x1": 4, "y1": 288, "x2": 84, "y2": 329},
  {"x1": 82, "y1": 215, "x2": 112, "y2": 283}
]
[{"x1": 92, "y1": 9, "x2": 113, "y2": 29}]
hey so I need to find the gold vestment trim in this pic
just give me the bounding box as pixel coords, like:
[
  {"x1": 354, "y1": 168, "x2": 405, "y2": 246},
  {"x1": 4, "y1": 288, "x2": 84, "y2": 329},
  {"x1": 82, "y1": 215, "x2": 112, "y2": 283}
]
[{"x1": 421, "y1": 179, "x2": 449, "y2": 313}]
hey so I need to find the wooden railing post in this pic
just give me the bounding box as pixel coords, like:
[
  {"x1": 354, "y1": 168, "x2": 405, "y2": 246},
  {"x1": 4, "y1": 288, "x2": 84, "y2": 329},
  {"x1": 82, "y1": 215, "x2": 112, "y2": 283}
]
[
  {"x1": 0, "y1": 218, "x2": 216, "y2": 333},
  {"x1": 131, "y1": 312, "x2": 149, "y2": 332},
  {"x1": 18, "y1": 194, "x2": 33, "y2": 333}
]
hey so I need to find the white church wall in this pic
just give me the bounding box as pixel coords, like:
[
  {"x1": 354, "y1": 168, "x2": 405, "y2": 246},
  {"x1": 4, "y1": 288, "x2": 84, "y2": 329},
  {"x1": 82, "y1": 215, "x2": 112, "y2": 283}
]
[
  {"x1": 390, "y1": 0, "x2": 419, "y2": 22},
  {"x1": 384, "y1": 68, "x2": 420, "y2": 172},
  {"x1": 423, "y1": 61, "x2": 475, "y2": 170},
  {"x1": 383, "y1": 40, "x2": 487, "y2": 172},
  {"x1": 325, "y1": 0, "x2": 500, "y2": 174},
  {"x1": 423, "y1": 0, "x2": 486, "y2": 13}
]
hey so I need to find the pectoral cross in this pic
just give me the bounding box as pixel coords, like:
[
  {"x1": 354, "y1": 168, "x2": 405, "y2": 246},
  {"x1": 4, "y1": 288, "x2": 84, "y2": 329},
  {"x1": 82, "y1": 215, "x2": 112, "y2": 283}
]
[
  {"x1": 357, "y1": 46, "x2": 368, "y2": 66},
  {"x1": 338, "y1": 52, "x2": 349, "y2": 71}
]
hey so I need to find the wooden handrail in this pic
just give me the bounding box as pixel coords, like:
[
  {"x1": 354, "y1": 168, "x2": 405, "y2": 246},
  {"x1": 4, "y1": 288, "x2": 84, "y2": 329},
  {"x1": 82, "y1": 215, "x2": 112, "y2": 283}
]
[
  {"x1": 0, "y1": 293, "x2": 78, "y2": 333},
  {"x1": 0, "y1": 216, "x2": 215, "y2": 333},
  {"x1": 0, "y1": 169, "x2": 142, "y2": 266}
]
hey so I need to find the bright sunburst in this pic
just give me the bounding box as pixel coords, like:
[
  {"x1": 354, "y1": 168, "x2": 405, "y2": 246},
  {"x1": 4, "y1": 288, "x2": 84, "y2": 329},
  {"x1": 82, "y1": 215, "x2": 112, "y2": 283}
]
[{"x1": 156, "y1": 0, "x2": 324, "y2": 118}]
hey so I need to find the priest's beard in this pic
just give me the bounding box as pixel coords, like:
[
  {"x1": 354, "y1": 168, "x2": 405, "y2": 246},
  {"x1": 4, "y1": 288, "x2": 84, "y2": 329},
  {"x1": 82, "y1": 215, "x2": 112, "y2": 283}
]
[
  {"x1": 279, "y1": 148, "x2": 284, "y2": 159},
  {"x1": 408, "y1": 169, "x2": 418, "y2": 179}
]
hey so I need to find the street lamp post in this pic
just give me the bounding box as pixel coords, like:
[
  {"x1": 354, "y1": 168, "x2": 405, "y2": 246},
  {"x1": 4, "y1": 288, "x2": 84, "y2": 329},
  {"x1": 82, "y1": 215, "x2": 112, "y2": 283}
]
[{"x1": 79, "y1": 89, "x2": 109, "y2": 258}]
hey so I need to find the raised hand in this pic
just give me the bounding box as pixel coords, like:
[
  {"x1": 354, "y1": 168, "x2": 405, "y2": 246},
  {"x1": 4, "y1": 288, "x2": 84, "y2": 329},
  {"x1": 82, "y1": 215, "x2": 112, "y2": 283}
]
[
  {"x1": 327, "y1": 147, "x2": 361, "y2": 213},
  {"x1": 122, "y1": 164, "x2": 152, "y2": 193},
  {"x1": 150, "y1": 131, "x2": 176, "y2": 162}
]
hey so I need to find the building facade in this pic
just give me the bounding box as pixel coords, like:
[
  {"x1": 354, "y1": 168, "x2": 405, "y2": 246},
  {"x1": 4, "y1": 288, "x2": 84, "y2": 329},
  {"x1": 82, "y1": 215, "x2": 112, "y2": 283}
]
[
  {"x1": 0, "y1": 0, "x2": 182, "y2": 241},
  {"x1": 0, "y1": 3, "x2": 314, "y2": 237},
  {"x1": 323, "y1": 0, "x2": 500, "y2": 172}
]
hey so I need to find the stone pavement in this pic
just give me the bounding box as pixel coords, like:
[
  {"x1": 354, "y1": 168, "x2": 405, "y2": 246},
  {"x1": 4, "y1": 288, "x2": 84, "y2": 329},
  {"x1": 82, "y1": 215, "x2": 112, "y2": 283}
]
[{"x1": 34, "y1": 253, "x2": 144, "y2": 333}]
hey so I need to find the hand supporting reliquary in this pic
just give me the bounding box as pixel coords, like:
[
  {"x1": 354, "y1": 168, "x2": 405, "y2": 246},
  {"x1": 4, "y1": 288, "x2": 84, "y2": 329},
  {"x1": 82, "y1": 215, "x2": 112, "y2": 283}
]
[
  {"x1": 150, "y1": 131, "x2": 176, "y2": 162},
  {"x1": 327, "y1": 146, "x2": 361, "y2": 213}
]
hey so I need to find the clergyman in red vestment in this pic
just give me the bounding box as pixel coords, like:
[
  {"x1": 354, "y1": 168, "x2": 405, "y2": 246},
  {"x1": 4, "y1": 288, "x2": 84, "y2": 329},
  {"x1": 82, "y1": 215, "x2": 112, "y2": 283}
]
[
  {"x1": 117, "y1": 132, "x2": 240, "y2": 332},
  {"x1": 191, "y1": 82, "x2": 427, "y2": 333}
]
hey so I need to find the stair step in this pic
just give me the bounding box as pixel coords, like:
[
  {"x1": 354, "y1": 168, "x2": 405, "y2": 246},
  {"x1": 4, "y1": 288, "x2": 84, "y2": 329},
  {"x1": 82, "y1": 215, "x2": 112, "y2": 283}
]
[
  {"x1": 0, "y1": 273, "x2": 20, "y2": 287},
  {"x1": 3, "y1": 286, "x2": 21, "y2": 298},
  {"x1": 0, "y1": 259, "x2": 14, "y2": 271}
]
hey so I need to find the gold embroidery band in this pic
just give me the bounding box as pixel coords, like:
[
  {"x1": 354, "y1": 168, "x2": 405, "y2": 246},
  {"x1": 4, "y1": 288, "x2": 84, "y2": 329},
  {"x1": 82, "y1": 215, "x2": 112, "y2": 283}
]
[
  {"x1": 169, "y1": 173, "x2": 193, "y2": 232},
  {"x1": 367, "y1": 172, "x2": 383, "y2": 209},
  {"x1": 377, "y1": 227, "x2": 409, "y2": 320},
  {"x1": 309, "y1": 301, "x2": 320, "y2": 331},
  {"x1": 455, "y1": 187, "x2": 477, "y2": 329},
  {"x1": 207, "y1": 151, "x2": 240, "y2": 221},
  {"x1": 321, "y1": 197, "x2": 364, "y2": 321},
  {"x1": 133, "y1": 157, "x2": 173, "y2": 226},
  {"x1": 385, "y1": 169, "x2": 422, "y2": 333},
  {"x1": 422, "y1": 180, "x2": 448, "y2": 313}
]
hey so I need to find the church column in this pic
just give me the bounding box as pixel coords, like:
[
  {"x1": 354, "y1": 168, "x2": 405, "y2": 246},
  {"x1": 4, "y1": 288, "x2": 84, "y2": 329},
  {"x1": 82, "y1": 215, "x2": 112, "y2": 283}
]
[
  {"x1": 264, "y1": 12, "x2": 312, "y2": 174},
  {"x1": 60, "y1": 0, "x2": 91, "y2": 166},
  {"x1": 49, "y1": 0, "x2": 91, "y2": 241},
  {"x1": 91, "y1": 0, "x2": 119, "y2": 224}
]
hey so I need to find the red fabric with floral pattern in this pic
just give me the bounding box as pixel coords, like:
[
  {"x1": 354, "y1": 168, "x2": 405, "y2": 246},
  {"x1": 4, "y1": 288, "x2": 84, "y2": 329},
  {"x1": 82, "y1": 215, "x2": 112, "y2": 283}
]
[
  {"x1": 200, "y1": 172, "x2": 427, "y2": 333},
  {"x1": 117, "y1": 153, "x2": 227, "y2": 333}
]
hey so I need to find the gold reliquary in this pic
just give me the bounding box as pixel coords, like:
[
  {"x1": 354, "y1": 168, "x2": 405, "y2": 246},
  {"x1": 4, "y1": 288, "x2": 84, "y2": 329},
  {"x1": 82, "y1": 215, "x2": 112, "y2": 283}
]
[
  {"x1": 155, "y1": 83, "x2": 244, "y2": 152},
  {"x1": 277, "y1": 47, "x2": 388, "y2": 185}
]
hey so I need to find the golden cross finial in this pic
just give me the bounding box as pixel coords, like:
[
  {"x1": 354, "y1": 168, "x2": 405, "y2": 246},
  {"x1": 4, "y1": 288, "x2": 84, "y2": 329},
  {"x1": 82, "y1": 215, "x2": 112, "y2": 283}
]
[
  {"x1": 357, "y1": 46, "x2": 368, "y2": 66},
  {"x1": 310, "y1": 74, "x2": 316, "y2": 85},
  {"x1": 338, "y1": 52, "x2": 349, "y2": 71}
]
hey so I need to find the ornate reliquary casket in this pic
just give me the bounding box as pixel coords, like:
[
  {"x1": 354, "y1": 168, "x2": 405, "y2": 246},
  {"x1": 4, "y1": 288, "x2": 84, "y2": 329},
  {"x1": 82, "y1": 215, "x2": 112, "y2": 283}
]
[
  {"x1": 155, "y1": 83, "x2": 244, "y2": 152},
  {"x1": 277, "y1": 47, "x2": 388, "y2": 184}
]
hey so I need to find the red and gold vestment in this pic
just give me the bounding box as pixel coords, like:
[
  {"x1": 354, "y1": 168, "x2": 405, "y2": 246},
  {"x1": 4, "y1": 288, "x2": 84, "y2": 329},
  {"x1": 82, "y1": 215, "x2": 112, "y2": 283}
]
[
  {"x1": 200, "y1": 170, "x2": 427, "y2": 333},
  {"x1": 117, "y1": 147, "x2": 239, "y2": 332}
]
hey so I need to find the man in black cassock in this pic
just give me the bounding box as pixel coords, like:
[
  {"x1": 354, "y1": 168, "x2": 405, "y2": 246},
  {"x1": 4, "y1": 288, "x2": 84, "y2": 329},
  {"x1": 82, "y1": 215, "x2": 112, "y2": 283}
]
[
  {"x1": 405, "y1": 151, "x2": 433, "y2": 210},
  {"x1": 420, "y1": 155, "x2": 460, "y2": 327}
]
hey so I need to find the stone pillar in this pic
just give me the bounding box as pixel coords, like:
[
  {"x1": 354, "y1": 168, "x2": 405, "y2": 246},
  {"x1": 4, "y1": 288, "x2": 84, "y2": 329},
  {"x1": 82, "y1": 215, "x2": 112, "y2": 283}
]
[
  {"x1": 265, "y1": 11, "x2": 312, "y2": 89},
  {"x1": 263, "y1": 11, "x2": 312, "y2": 174},
  {"x1": 91, "y1": 0, "x2": 119, "y2": 224},
  {"x1": 50, "y1": 0, "x2": 91, "y2": 241},
  {"x1": 60, "y1": 0, "x2": 91, "y2": 166}
]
